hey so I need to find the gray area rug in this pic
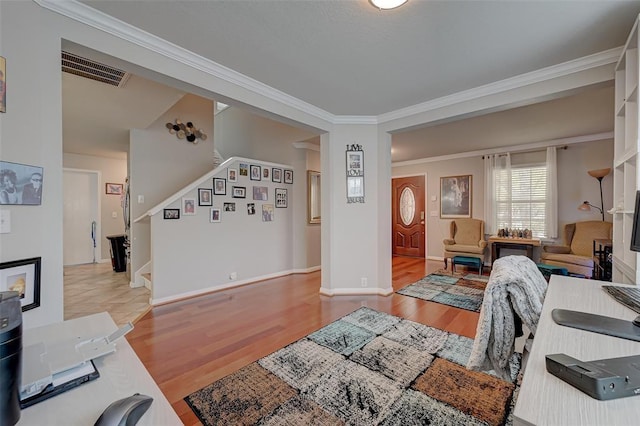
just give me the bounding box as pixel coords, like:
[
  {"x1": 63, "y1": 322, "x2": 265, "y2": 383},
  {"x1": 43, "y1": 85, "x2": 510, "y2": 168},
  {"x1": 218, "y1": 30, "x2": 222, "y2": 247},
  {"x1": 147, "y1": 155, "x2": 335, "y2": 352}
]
[
  {"x1": 185, "y1": 307, "x2": 521, "y2": 426},
  {"x1": 397, "y1": 271, "x2": 489, "y2": 312}
]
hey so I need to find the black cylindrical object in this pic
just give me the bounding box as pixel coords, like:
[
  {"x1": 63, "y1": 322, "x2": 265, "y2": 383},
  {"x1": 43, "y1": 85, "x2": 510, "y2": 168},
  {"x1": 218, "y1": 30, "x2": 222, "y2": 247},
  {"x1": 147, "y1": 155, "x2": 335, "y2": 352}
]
[
  {"x1": 106, "y1": 234, "x2": 127, "y2": 273},
  {"x1": 0, "y1": 291, "x2": 22, "y2": 426}
]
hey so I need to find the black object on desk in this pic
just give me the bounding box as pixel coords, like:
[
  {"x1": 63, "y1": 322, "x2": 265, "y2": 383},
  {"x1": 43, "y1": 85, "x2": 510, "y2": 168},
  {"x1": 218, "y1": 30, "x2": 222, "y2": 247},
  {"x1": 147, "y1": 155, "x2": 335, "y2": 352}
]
[
  {"x1": 94, "y1": 393, "x2": 153, "y2": 426},
  {"x1": 551, "y1": 309, "x2": 640, "y2": 342}
]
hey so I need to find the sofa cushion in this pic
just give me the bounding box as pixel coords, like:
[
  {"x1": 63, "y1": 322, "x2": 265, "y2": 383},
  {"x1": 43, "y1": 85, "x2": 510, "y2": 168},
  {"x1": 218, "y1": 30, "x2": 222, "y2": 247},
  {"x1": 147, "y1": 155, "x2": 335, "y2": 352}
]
[
  {"x1": 444, "y1": 244, "x2": 485, "y2": 255},
  {"x1": 541, "y1": 252, "x2": 594, "y2": 268}
]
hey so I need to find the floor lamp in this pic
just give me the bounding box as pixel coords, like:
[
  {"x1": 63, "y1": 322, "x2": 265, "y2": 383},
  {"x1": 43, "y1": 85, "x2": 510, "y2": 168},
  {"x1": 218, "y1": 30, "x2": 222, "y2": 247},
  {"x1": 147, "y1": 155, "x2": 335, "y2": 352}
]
[{"x1": 578, "y1": 168, "x2": 611, "y2": 221}]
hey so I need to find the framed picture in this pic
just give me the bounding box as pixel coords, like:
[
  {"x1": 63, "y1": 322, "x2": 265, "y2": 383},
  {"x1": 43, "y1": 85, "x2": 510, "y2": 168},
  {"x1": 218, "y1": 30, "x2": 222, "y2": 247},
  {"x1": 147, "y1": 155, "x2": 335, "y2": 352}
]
[
  {"x1": 232, "y1": 186, "x2": 246, "y2": 198},
  {"x1": 213, "y1": 177, "x2": 226, "y2": 195},
  {"x1": 262, "y1": 204, "x2": 274, "y2": 222},
  {"x1": 440, "y1": 175, "x2": 472, "y2": 218},
  {"x1": 272, "y1": 168, "x2": 282, "y2": 183},
  {"x1": 0, "y1": 56, "x2": 5, "y2": 113},
  {"x1": 198, "y1": 188, "x2": 212, "y2": 206},
  {"x1": 347, "y1": 176, "x2": 364, "y2": 198},
  {"x1": 0, "y1": 257, "x2": 41, "y2": 312},
  {"x1": 346, "y1": 150, "x2": 364, "y2": 177},
  {"x1": 105, "y1": 183, "x2": 123, "y2": 195},
  {"x1": 227, "y1": 168, "x2": 238, "y2": 183},
  {"x1": 210, "y1": 208, "x2": 221, "y2": 223},
  {"x1": 182, "y1": 197, "x2": 197, "y2": 215},
  {"x1": 163, "y1": 208, "x2": 180, "y2": 219},
  {"x1": 253, "y1": 186, "x2": 268, "y2": 201},
  {"x1": 223, "y1": 202, "x2": 236, "y2": 212},
  {"x1": 239, "y1": 163, "x2": 249, "y2": 177},
  {"x1": 263, "y1": 167, "x2": 270, "y2": 180},
  {"x1": 275, "y1": 188, "x2": 288, "y2": 208},
  {"x1": 284, "y1": 169, "x2": 293, "y2": 184},
  {"x1": 250, "y1": 165, "x2": 262, "y2": 181},
  {"x1": 0, "y1": 160, "x2": 44, "y2": 205},
  {"x1": 247, "y1": 203, "x2": 256, "y2": 215}
]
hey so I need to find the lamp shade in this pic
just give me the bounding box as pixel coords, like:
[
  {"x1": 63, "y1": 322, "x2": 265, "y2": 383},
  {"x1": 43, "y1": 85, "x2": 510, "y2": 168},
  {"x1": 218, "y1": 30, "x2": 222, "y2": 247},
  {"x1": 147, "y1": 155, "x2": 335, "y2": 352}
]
[
  {"x1": 370, "y1": 0, "x2": 408, "y2": 10},
  {"x1": 578, "y1": 201, "x2": 591, "y2": 211},
  {"x1": 588, "y1": 168, "x2": 611, "y2": 179}
]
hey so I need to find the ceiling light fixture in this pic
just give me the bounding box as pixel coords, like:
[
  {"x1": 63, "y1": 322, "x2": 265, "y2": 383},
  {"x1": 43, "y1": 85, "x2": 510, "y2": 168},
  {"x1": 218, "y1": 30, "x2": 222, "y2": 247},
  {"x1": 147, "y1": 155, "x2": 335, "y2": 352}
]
[
  {"x1": 369, "y1": 0, "x2": 408, "y2": 10},
  {"x1": 166, "y1": 119, "x2": 207, "y2": 144}
]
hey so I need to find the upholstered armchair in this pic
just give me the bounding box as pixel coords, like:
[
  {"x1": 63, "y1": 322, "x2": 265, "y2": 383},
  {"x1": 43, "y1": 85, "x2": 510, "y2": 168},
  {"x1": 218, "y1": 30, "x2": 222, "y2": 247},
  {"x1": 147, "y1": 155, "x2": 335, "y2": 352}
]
[
  {"x1": 443, "y1": 219, "x2": 488, "y2": 270},
  {"x1": 540, "y1": 221, "x2": 612, "y2": 277}
]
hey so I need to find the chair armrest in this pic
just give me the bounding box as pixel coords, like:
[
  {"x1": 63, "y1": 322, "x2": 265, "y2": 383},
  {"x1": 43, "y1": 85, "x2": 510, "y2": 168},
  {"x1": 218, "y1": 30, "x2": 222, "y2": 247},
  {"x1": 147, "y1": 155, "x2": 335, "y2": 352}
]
[
  {"x1": 479, "y1": 240, "x2": 487, "y2": 249},
  {"x1": 542, "y1": 245, "x2": 571, "y2": 254},
  {"x1": 443, "y1": 239, "x2": 455, "y2": 245}
]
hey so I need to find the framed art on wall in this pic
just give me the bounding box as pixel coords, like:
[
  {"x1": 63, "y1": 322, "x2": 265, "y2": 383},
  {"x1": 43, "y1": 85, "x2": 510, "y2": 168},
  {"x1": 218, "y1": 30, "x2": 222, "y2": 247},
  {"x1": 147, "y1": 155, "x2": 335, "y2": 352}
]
[
  {"x1": 253, "y1": 186, "x2": 268, "y2": 201},
  {"x1": 239, "y1": 163, "x2": 249, "y2": 177},
  {"x1": 232, "y1": 186, "x2": 246, "y2": 198},
  {"x1": 250, "y1": 165, "x2": 262, "y2": 181},
  {"x1": 275, "y1": 188, "x2": 287, "y2": 208},
  {"x1": 0, "y1": 160, "x2": 44, "y2": 205},
  {"x1": 272, "y1": 168, "x2": 282, "y2": 183},
  {"x1": 105, "y1": 183, "x2": 123, "y2": 195},
  {"x1": 213, "y1": 178, "x2": 226, "y2": 195},
  {"x1": 182, "y1": 197, "x2": 197, "y2": 215},
  {"x1": 227, "y1": 168, "x2": 238, "y2": 183},
  {"x1": 210, "y1": 208, "x2": 221, "y2": 222},
  {"x1": 440, "y1": 175, "x2": 472, "y2": 218},
  {"x1": 284, "y1": 169, "x2": 293, "y2": 184},
  {"x1": 0, "y1": 257, "x2": 41, "y2": 312},
  {"x1": 164, "y1": 209, "x2": 180, "y2": 219},
  {"x1": 198, "y1": 188, "x2": 213, "y2": 206}
]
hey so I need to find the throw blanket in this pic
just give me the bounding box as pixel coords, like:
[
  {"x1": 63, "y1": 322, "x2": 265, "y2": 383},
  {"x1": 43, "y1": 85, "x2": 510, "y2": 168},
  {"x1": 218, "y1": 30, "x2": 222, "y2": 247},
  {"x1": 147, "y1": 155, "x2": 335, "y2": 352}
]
[{"x1": 467, "y1": 255, "x2": 547, "y2": 380}]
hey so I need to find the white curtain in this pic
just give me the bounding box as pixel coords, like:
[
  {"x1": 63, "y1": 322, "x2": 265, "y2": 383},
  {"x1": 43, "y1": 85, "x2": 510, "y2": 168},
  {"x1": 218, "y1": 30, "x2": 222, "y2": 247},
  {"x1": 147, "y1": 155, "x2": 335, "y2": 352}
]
[
  {"x1": 484, "y1": 153, "x2": 511, "y2": 234},
  {"x1": 545, "y1": 147, "x2": 558, "y2": 239}
]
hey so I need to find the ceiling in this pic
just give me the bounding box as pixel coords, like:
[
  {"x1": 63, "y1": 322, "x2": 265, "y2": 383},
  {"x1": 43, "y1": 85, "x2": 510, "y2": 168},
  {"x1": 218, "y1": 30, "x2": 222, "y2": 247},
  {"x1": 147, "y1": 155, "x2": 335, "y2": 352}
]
[{"x1": 60, "y1": 0, "x2": 640, "y2": 160}]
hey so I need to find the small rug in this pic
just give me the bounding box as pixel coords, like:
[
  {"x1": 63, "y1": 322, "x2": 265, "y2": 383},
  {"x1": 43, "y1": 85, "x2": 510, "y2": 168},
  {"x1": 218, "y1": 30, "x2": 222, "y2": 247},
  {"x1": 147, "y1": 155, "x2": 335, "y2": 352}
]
[
  {"x1": 396, "y1": 271, "x2": 489, "y2": 312},
  {"x1": 185, "y1": 307, "x2": 520, "y2": 426}
]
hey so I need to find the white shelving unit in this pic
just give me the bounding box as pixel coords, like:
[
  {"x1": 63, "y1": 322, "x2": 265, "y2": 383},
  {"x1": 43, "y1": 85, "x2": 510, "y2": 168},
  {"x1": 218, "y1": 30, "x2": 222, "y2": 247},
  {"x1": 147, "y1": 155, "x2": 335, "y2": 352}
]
[{"x1": 613, "y1": 15, "x2": 640, "y2": 284}]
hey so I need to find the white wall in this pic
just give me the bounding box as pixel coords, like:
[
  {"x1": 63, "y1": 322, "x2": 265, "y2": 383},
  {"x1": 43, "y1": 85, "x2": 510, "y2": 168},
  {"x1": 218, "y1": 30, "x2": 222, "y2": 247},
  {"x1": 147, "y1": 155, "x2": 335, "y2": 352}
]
[{"x1": 63, "y1": 153, "x2": 127, "y2": 261}]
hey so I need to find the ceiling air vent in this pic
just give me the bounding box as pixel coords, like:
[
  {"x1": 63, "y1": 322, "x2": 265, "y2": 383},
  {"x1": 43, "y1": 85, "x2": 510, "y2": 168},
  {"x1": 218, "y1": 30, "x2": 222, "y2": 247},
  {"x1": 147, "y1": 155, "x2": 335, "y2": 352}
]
[{"x1": 61, "y1": 51, "x2": 130, "y2": 87}]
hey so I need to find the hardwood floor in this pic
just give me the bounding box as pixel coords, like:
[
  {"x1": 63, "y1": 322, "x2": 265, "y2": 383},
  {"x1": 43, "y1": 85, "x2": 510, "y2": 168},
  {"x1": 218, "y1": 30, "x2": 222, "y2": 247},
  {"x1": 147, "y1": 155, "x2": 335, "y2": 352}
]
[{"x1": 125, "y1": 256, "x2": 481, "y2": 425}]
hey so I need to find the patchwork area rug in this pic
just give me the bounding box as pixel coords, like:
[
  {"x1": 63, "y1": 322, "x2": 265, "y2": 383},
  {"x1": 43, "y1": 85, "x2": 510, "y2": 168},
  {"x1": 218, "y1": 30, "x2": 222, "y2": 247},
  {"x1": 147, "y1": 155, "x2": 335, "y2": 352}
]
[
  {"x1": 185, "y1": 307, "x2": 521, "y2": 426},
  {"x1": 396, "y1": 271, "x2": 489, "y2": 312}
]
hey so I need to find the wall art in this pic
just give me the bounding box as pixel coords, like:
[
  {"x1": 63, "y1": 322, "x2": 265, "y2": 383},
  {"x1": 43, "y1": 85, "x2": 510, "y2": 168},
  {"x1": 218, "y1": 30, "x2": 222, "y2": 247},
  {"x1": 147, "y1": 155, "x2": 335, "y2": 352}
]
[
  {"x1": 0, "y1": 257, "x2": 41, "y2": 312},
  {"x1": 198, "y1": 188, "x2": 212, "y2": 206},
  {"x1": 164, "y1": 209, "x2": 180, "y2": 219},
  {"x1": 0, "y1": 160, "x2": 43, "y2": 205},
  {"x1": 346, "y1": 144, "x2": 364, "y2": 203},
  {"x1": 440, "y1": 175, "x2": 472, "y2": 218}
]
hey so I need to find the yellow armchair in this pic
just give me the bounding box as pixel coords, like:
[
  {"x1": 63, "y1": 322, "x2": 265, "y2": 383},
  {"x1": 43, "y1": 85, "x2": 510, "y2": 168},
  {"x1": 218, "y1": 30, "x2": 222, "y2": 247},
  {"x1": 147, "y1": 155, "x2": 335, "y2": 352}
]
[
  {"x1": 540, "y1": 221, "x2": 612, "y2": 277},
  {"x1": 443, "y1": 219, "x2": 487, "y2": 270}
]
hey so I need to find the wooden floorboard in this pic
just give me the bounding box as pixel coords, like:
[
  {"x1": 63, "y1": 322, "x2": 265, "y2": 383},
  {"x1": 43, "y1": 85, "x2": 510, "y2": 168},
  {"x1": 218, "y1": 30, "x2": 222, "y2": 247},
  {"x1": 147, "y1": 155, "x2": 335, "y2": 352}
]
[{"x1": 125, "y1": 256, "x2": 480, "y2": 425}]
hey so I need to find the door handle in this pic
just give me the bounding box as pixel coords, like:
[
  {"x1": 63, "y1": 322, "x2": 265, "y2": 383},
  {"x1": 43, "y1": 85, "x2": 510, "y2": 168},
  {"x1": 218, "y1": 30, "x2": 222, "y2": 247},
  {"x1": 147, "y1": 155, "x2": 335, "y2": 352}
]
[{"x1": 420, "y1": 221, "x2": 425, "y2": 225}]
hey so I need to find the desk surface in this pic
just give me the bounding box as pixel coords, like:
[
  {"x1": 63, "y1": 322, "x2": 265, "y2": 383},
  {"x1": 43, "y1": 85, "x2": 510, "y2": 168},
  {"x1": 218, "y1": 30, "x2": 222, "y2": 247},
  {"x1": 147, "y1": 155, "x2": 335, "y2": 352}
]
[
  {"x1": 18, "y1": 312, "x2": 182, "y2": 425},
  {"x1": 513, "y1": 276, "x2": 640, "y2": 426}
]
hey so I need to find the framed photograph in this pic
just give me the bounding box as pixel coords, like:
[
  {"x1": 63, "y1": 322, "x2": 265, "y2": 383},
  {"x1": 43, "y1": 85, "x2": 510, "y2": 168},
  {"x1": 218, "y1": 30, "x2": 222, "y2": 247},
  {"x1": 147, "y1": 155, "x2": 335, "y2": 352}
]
[
  {"x1": 163, "y1": 208, "x2": 180, "y2": 219},
  {"x1": 284, "y1": 169, "x2": 293, "y2": 184},
  {"x1": 0, "y1": 160, "x2": 44, "y2": 205},
  {"x1": 440, "y1": 175, "x2": 472, "y2": 218},
  {"x1": 0, "y1": 257, "x2": 41, "y2": 312},
  {"x1": 223, "y1": 202, "x2": 236, "y2": 212},
  {"x1": 232, "y1": 186, "x2": 246, "y2": 198},
  {"x1": 0, "y1": 56, "x2": 5, "y2": 113},
  {"x1": 347, "y1": 176, "x2": 364, "y2": 199},
  {"x1": 198, "y1": 188, "x2": 212, "y2": 206},
  {"x1": 105, "y1": 183, "x2": 123, "y2": 195},
  {"x1": 182, "y1": 197, "x2": 197, "y2": 215},
  {"x1": 272, "y1": 168, "x2": 282, "y2": 183},
  {"x1": 275, "y1": 188, "x2": 288, "y2": 208},
  {"x1": 227, "y1": 168, "x2": 238, "y2": 183},
  {"x1": 346, "y1": 150, "x2": 364, "y2": 177},
  {"x1": 262, "y1": 204, "x2": 274, "y2": 222},
  {"x1": 239, "y1": 163, "x2": 249, "y2": 177},
  {"x1": 247, "y1": 203, "x2": 256, "y2": 215},
  {"x1": 263, "y1": 167, "x2": 270, "y2": 180},
  {"x1": 210, "y1": 208, "x2": 221, "y2": 223},
  {"x1": 250, "y1": 165, "x2": 262, "y2": 181},
  {"x1": 213, "y1": 177, "x2": 226, "y2": 195},
  {"x1": 253, "y1": 186, "x2": 268, "y2": 201}
]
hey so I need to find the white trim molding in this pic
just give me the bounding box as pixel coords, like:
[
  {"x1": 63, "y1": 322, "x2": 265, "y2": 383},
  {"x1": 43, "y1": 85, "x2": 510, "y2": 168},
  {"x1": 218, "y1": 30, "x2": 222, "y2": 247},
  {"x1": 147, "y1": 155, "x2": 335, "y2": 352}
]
[{"x1": 319, "y1": 287, "x2": 394, "y2": 296}]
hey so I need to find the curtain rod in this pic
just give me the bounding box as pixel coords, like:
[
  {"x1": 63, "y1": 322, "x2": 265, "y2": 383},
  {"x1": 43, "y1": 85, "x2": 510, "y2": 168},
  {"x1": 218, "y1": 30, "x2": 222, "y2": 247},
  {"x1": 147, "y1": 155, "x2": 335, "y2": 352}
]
[{"x1": 482, "y1": 145, "x2": 567, "y2": 159}]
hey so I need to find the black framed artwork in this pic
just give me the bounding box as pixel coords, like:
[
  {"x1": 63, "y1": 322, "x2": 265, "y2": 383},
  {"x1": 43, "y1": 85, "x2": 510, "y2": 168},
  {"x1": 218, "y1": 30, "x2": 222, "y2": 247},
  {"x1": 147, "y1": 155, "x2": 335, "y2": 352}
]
[{"x1": 0, "y1": 257, "x2": 41, "y2": 311}]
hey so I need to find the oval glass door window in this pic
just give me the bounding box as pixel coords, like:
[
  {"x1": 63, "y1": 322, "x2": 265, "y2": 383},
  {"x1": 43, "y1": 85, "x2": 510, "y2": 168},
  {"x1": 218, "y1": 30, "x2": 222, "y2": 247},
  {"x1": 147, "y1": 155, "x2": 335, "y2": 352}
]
[{"x1": 400, "y1": 187, "x2": 416, "y2": 225}]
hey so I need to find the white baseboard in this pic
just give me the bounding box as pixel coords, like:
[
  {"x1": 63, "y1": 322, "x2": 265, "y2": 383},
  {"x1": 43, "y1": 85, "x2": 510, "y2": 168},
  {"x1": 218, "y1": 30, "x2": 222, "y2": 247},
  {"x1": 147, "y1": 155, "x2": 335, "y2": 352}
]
[
  {"x1": 426, "y1": 256, "x2": 445, "y2": 261},
  {"x1": 292, "y1": 265, "x2": 321, "y2": 274},
  {"x1": 319, "y1": 286, "x2": 394, "y2": 296}
]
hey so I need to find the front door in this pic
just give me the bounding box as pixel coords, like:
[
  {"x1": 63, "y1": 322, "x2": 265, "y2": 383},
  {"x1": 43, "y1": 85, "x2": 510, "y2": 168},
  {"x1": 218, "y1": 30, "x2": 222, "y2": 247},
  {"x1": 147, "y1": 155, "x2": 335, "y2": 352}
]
[{"x1": 392, "y1": 176, "x2": 425, "y2": 257}]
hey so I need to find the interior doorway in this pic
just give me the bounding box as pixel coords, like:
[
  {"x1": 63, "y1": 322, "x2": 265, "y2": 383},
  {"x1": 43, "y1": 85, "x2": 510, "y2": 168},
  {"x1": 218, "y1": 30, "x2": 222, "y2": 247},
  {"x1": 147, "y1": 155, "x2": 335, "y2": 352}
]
[
  {"x1": 63, "y1": 168, "x2": 100, "y2": 265},
  {"x1": 392, "y1": 175, "x2": 426, "y2": 257}
]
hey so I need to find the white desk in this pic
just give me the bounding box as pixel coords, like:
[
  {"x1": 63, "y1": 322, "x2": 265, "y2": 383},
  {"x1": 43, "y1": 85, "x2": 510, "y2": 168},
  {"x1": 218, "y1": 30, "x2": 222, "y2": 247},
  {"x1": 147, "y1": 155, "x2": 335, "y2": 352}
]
[
  {"x1": 514, "y1": 275, "x2": 640, "y2": 426},
  {"x1": 17, "y1": 312, "x2": 182, "y2": 425}
]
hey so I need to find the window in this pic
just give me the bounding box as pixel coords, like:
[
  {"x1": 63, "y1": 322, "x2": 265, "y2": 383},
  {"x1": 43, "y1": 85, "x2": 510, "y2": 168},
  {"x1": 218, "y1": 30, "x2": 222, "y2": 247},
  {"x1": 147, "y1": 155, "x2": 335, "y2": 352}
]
[{"x1": 495, "y1": 163, "x2": 548, "y2": 238}]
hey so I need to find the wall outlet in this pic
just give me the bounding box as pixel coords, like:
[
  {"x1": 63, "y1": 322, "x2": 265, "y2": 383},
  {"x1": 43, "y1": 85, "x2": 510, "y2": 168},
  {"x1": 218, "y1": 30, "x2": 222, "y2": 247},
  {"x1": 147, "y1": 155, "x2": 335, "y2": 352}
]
[
  {"x1": 112, "y1": 211, "x2": 118, "y2": 218},
  {"x1": 361, "y1": 277, "x2": 367, "y2": 287},
  {"x1": 138, "y1": 195, "x2": 144, "y2": 203},
  {"x1": 229, "y1": 272, "x2": 237, "y2": 280}
]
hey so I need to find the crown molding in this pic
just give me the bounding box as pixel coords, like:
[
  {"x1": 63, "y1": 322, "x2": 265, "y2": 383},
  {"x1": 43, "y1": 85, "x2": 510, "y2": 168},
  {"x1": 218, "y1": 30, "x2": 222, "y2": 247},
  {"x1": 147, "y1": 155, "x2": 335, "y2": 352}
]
[
  {"x1": 332, "y1": 115, "x2": 379, "y2": 125},
  {"x1": 292, "y1": 142, "x2": 320, "y2": 151},
  {"x1": 379, "y1": 47, "x2": 622, "y2": 124}
]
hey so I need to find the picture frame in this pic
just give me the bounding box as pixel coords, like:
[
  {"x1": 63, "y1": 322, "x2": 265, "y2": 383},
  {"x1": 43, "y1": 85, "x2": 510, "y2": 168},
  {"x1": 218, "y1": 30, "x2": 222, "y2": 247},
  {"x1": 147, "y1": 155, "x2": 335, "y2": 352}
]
[
  {"x1": 0, "y1": 257, "x2": 41, "y2": 312},
  {"x1": 347, "y1": 176, "x2": 364, "y2": 198},
  {"x1": 275, "y1": 188, "x2": 288, "y2": 208},
  {"x1": 284, "y1": 169, "x2": 293, "y2": 184},
  {"x1": 227, "y1": 168, "x2": 238, "y2": 183},
  {"x1": 346, "y1": 144, "x2": 364, "y2": 203},
  {"x1": 253, "y1": 186, "x2": 268, "y2": 201},
  {"x1": 440, "y1": 175, "x2": 472, "y2": 218},
  {"x1": 223, "y1": 202, "x2": 236, "y2": 212},
  {"x1": 0, "y1": 160, "x2": 44, "y2": 205},
  {"x1": 247, "y1": 203, "x2": 256, "y2": 215},
  {"x1": 346, "y1": 150, "x2": 364, "y2": 177},
  {"x1": 262, "y1": 204, "x2": 274, "y2": 222},
  {"x1": 105, "y1": 183, "x2": 123, "y2": 195},
  {"x1": 0, "y1": 56, "x2": 6, "y2": 113},
  {"x1": 182, "y1": 197, "x2": 197, "y2": 215},
  {"x1": 198, "y1": 188, "x2": 213, "y2": 206},
  {"x1": 250, "y1": 165, "x2": 262, "y2": 181},
  {"x1": 163, "y1": 208, "x2": 180, "y2": 219},
  {"x1": 213, "y1": 177, "x2": 226, "y2": 195},
  {"x1": 263, "y1": 167, "x2": 270, "y2": 180},
  {"x1": 272, "y1": 168, "x2": 282, "y2": 183},
  {"x1": 210, "y1": 208, "x2": 221, "y2": 223},
  {"x1": 232, "y1": 186, "x2": 246, "y2": 198},
  {"x1": 239, "y1": 163, "x2": 249, "y2": 177}
]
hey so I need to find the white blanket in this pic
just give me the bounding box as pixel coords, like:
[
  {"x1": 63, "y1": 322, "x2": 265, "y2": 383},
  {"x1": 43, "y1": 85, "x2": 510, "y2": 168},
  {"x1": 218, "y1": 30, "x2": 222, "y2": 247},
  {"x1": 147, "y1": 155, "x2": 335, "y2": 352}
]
[{"x1": 467, "y1": 255, "x2": 547, "y2": 380}]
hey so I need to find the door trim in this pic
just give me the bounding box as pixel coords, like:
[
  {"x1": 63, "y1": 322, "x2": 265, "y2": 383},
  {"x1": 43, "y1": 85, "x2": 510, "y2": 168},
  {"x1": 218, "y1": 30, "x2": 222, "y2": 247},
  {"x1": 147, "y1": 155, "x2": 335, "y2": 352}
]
[
  {"x1": 392, "y1": 173, "x2": 427, "y2": 258},
  {"x1": 63, "y1": 167, "x2": 102, "y2": 263}
]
